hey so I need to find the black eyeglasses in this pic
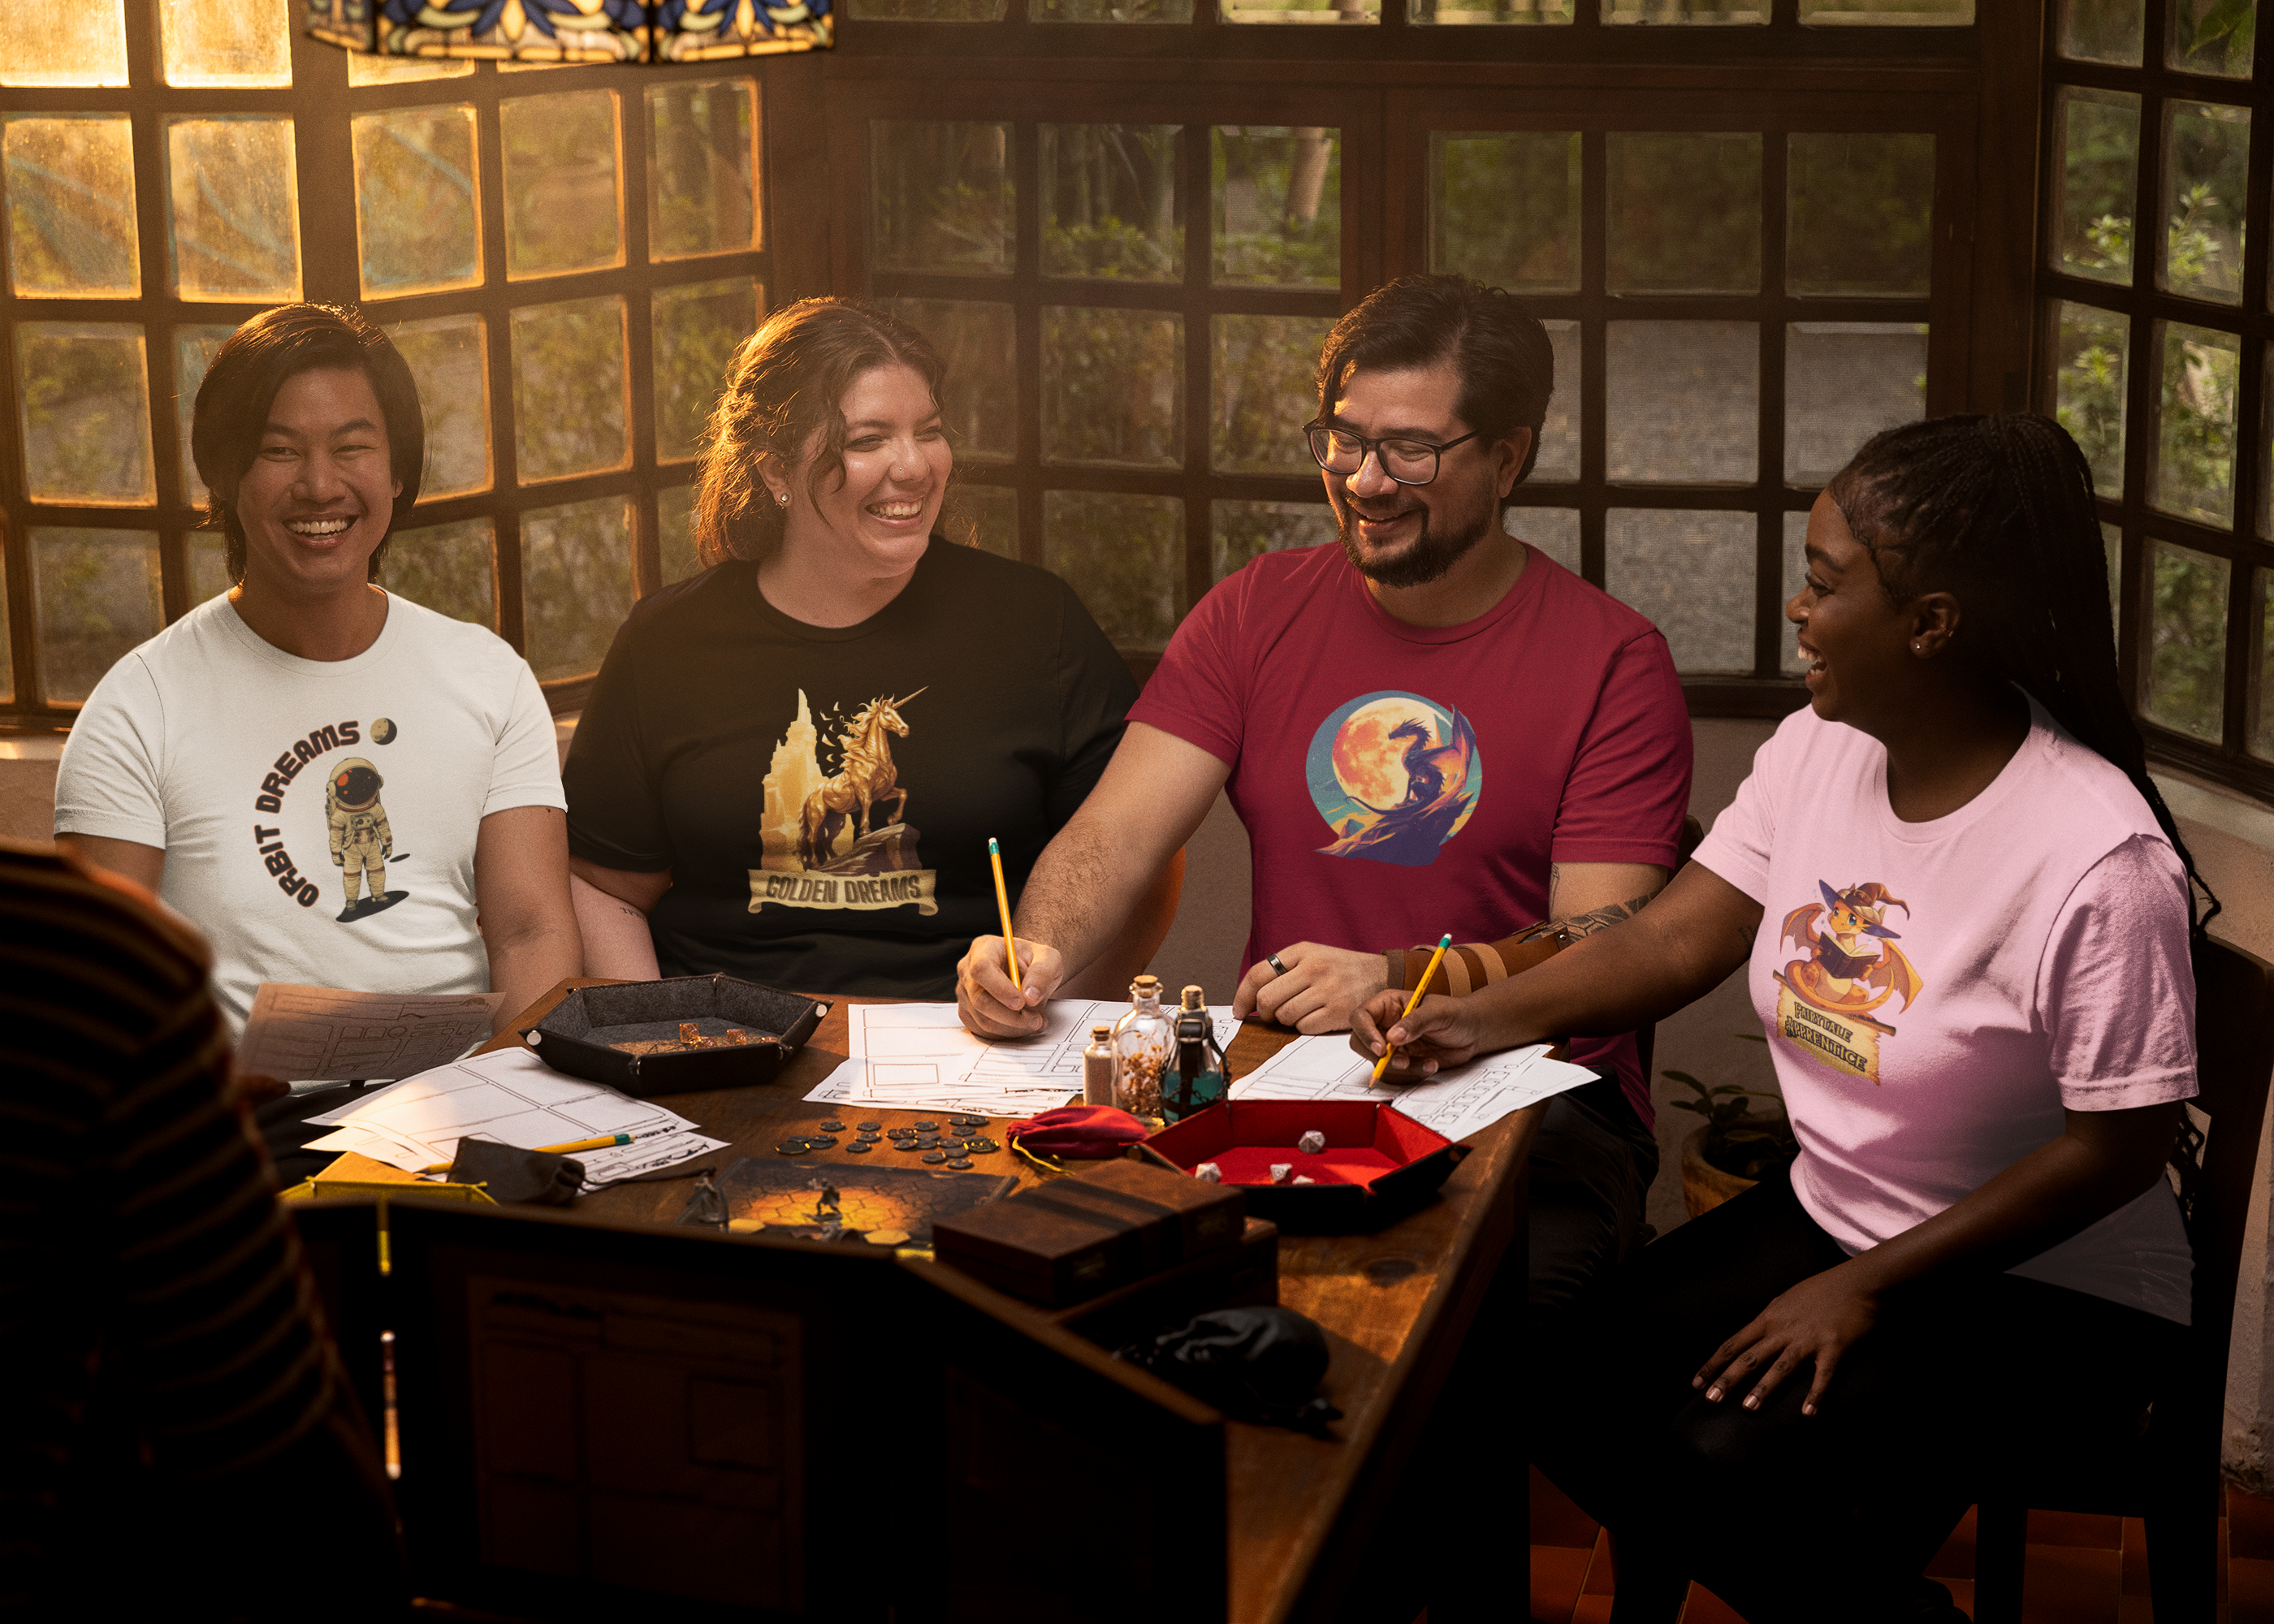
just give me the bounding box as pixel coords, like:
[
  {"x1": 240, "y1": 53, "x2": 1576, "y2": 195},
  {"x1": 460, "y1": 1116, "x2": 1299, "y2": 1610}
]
[{"x1": 1303, "y1": 421, "x2": 1484, "y2": 486}]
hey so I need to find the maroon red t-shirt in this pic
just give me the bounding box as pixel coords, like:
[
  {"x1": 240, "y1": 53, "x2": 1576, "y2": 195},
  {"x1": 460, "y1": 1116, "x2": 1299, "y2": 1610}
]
[{"x1": 1130, "y1": 543, "x2": 1693, "y2": 1122}]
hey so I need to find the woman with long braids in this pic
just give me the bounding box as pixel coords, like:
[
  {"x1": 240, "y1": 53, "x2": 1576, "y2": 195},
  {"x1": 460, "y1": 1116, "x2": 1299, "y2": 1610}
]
[{"x1": 1352, "y1": 414, "x2": 2214, "y2": 1622}]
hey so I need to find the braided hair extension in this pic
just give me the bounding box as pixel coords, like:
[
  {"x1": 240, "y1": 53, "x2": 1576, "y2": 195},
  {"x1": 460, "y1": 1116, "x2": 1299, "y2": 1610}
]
[{"x1": 1828, "y1": 412, "x2": 2220, "y2": 937}]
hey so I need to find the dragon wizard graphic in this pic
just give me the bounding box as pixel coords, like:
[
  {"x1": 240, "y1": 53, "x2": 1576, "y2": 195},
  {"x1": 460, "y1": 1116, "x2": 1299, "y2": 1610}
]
[
  {"x1": 1305, "y1": 691, "x2": 1483, "y2": 868},
  {"x1": 1772, "y1": 880, "x2": 1926, "y2": 1083}
]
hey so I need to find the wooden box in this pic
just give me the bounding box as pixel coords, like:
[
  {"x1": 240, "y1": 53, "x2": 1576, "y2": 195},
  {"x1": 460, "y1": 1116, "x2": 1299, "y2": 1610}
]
[
  {"x1": 1044, "y1": 1215, "x2": 1279, "y2": 1351},
  {"x1": 931, "y1": 1156, "x2": 1247, "y2": 1307}
]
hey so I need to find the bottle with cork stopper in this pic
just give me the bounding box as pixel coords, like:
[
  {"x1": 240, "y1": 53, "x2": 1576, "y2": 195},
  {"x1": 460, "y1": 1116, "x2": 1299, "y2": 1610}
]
[
  {"x1": 1111, "y1": 974, "x2": 1173, "y2": 1122},
  {"x1": 1082, "y1": 1023, "x2": 1115, "y2": 1107},
  {"x1": 1167, "y1": 982, "x2": 1227, "y2": 1120}
]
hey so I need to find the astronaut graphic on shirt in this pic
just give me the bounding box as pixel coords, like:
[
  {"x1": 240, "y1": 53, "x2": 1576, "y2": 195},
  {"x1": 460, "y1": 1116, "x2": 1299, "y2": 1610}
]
[{"x1": 326, "y1": 757, "x2": 396, "y2": 922}]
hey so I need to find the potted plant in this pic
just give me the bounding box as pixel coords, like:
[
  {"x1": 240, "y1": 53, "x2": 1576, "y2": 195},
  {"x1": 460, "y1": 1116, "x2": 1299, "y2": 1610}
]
[{"x1": 1665, "y1": 1043, "x2": 1798, "y2": 1219}]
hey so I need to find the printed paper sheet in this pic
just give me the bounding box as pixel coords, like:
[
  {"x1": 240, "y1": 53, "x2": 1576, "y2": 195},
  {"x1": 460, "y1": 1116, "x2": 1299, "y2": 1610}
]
[
  {"x1": 236, "y1": 983, "x2": 504, "y2": 1082},
  {"x1": 1227, "y1": 1034, "x2": 1598, "y2": 1143}
]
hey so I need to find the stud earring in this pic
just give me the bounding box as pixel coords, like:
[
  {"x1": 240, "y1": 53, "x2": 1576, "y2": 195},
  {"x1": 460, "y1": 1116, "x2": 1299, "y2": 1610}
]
[
  {"x1": 1912, "y1": 641, "x2": 1925, "y2": 654},
  {"x1": 777, "y1": 492, "x2": 789, "y2": 507}
]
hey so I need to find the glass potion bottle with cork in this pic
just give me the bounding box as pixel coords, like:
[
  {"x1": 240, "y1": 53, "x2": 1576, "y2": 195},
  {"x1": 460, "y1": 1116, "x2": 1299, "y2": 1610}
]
[{"x1": 1110, "y1": 974, "x2": 1174, "y2": 1122}]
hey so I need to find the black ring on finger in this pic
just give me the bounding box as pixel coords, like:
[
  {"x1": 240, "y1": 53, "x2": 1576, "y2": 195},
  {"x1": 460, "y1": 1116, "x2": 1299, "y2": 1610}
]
[{"x1": 1266, "y1": 953, "x2": 1290, "y2": 976}]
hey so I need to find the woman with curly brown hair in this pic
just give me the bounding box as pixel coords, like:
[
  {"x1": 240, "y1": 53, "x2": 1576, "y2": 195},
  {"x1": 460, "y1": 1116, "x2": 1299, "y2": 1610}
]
[{"x1": 565, "y1": 297, "x2": 1161, "y2": 997}]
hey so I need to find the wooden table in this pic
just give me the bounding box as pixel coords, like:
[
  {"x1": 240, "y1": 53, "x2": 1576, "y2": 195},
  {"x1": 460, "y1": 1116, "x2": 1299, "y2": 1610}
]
[{"x1": 318, "y1": 981, "x2": 1541, "y2": 1624}]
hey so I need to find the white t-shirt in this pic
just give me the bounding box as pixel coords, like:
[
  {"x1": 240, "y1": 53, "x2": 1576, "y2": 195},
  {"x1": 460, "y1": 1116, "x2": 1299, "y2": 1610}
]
[
  {"x1": 1693, "y1": 697, "x2": 2196, "y2": 1324},
  {"x1": 54, "y1": 593, "x2": 566, "y2": 1031}
]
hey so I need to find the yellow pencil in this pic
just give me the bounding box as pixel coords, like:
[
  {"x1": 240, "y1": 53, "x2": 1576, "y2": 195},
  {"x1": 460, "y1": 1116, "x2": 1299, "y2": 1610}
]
[
  {"x1": 988, "y1": 836, "x2": 1022, "y2": 991},
  {"x1": 417, "y1": 1129, "x2": 655, "y2": 1177},
  {"x1": 1374, "y1": 934, "x2": 1454, "y2": 1082}
]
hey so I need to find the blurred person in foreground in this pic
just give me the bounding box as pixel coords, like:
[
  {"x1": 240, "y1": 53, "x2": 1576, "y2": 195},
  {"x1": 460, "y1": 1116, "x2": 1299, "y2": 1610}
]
[{"x1": 0, "y1": 838, "x2": 404, "y2": 1619}]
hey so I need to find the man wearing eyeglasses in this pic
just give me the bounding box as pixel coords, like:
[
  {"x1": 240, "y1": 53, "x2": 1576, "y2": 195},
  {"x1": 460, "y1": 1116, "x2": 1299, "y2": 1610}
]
[{"x1": 958, "y1": 273, "x2": 1691, "y2": 1314}]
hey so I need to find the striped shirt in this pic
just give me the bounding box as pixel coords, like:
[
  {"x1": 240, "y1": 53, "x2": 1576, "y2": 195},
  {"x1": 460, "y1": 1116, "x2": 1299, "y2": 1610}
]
[{"x1": 0, "y1": 839, "x2": 337, "y2": 1598}]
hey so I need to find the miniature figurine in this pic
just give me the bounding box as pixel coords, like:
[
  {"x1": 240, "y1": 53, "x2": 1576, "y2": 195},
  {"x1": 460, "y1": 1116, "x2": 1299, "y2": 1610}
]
[
  {"x1": 677, "y1": 1168, "x2": 728, "y2": 1229},
  {"x1": 1297, "y1": 1130, "x2": 1325, "y2": 1155},
  {"x1": 1195, "y1": 1161, "x2": 1222, "y2": 1183}
]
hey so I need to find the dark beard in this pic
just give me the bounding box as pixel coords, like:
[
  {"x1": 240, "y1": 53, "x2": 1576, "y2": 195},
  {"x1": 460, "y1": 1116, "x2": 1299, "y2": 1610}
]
[{"x1": 1336, "y1": 499, "x2": 1494, "y2": 590}]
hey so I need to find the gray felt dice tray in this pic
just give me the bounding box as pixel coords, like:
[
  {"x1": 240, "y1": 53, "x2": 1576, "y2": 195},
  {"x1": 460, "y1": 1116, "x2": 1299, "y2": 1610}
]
[{"x1": 522, "y1": 974, "x2": 829, "y2": 1098}]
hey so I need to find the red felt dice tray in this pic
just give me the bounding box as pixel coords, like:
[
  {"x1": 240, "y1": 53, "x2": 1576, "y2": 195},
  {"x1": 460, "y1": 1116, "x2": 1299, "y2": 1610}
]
[{"x1": 1141, "y1": 1100, "x2": 1470, "y2": 1232}]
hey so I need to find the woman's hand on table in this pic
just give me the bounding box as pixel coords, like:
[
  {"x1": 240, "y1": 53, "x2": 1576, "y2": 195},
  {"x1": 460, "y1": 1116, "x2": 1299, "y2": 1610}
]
[
  {"x1": 1234, "y1": 943, "x2": 1386, "y2": 1033},
  {"x1": 1347, "y1": 990, "x2": 1484, "y2": 1074},
  {"x1": 1693, "y1": 1263, "x2": 1880, "y2": 1418},
  {"x1": 956, "y1": 934, "x2": 1066, "y2": 1037}
]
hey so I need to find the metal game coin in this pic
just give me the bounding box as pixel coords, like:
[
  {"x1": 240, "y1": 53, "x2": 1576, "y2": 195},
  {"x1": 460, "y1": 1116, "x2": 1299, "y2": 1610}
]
[
  {"x1": 896, "y1": 1138, "x2": 923, "y2": 1151},
  {"x1": 775, "y1": 1140, "x2": 809, "y2": 1155},
  {"x1": 806, "y1": 1134, "x2": 838, "y2": 1150},
  {"x1": 920, "y1": 1151, "x2": 947, "y2": 1164},
  {"x1": 968, "y1": 1138, "x2": 998, "y2": 1155},
  {"x1": 819, "y1": 1121, "x2": 846, "y2": 1133},
  {"x1": 914, "y1": 1121, "x2": 939, "y2": 1132},
  {"x1": 845, "y1": 1142, "x2": 872, "y2": 1154},
  {"x1": 856, "y1": 1131, "x2": 880, "y2": 1143},
  {"x1": 857, "y1": 1121, "x2": 883, "y2": 1132},
  {"x1": 917, "y1": 1137, "x2": 942, "y2": 1151},
  {"x1": 946, "y1": 1158, "x2": 973, "y2": 1170}
]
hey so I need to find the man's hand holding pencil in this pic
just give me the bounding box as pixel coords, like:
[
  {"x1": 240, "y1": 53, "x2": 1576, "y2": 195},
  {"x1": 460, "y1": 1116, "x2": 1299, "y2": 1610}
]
[{"x1": 956, "y1": 933, "x2": 1067, "y2": 1037}]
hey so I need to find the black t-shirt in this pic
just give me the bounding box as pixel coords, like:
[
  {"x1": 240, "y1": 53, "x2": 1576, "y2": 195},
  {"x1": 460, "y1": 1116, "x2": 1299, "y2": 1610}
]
[{"x1": 565, "y1": 539, "x2": 1136, "y2": 997}]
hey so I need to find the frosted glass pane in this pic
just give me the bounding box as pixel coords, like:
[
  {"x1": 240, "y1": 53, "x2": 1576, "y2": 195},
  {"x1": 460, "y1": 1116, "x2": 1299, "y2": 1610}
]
[
  {"x1": 1606, "y1": 510, "x2": 1754, "y2": 675},
  {"x1": 1044, "y1": 492, "x2": 1182, "y2": 650},
  {"x1": 845, "y1": 0, "x2": 1005, "y2": 18},
  {"x1": 0, "y1": 2, "x2": 128, "y2": 87},
  {"x1": 511, "y1": 297, "x2": 629, "y2": 484},
  {"x1": 1607, "y1": 133, "x2": 1760, "y2": 295},
  {"x1": 1043, "y1": 307, "x2": 1182, "y2": 468},
  {"x1": 1603, "y1": 1, "x2": 1763, "y2": 24},
  {"x1": 2253, "y1": 570, "x2": 2274, "y2": 762},
  {"x1": 1606, "y1": 322, "x2": 1757, "y2": 484},
  {"x1": 1042, "y1": 126, "x2": 1182, "y2": 281},
  {"x1": 2059, "y1": 0, "x2": 2142, "y2": 63},
  {"x1": 1429, "y1": 132, "x2": 1580, "y2": 295},
  {"x1": 1223, "y1": 0, "x2": 1378, "y2": 22},
  {"x1": 2051, "y1": 88, "x2": 2138, "y2": 286},
  {"x1": 160, "y1": 0, "x2": 292, "y2": 88},
  {"x1": 2167, "y1": 0, "x2": 2255, "y2": 76},
  {"x1": 871, "y1": 122, "x2": 1014, "y2": 277},
  {"x1": 353, "y1": 106, "x2": 481, "y2": 300},
  {"x1": 883, "y1": 298, "x2": 1014, "y2": 462},
  {"x1": 1040, "y1": 0, "x2": 1190, "y2": 18},
  {"x1": 949, "y1": 484, "x2": 1018, "y2": 558},
  {"x1": 1213, "y1": 314, "x2": 1336, "y2": 477},
  {"x1": 2159, "y1": 102, "x2": 2249, "y2": 306},
  {"x1": 1213, "y1": 499, "x2": 1334, "y2": 578},
  {"x1": 175, "y1": 324, "x2": 237, "y2": 506},
  {"x1": 385, "y1": 518, "x2": 495, "y2": 630},
  {"x1": 385, "y1": 314, "x2": 491, "y2": 500},
  {"x1": 1413, "y1": 0, "x2": 1573, "y2": 21},
  {"x1": 15, "y1": 324, "x2": 154, "y2": 507},
  {"x1": 166, "y1": 117, "x2": 301, "y2": 302},
  {"x1": 190, "y1": 534, "x2": 231, "y2": 603},
  {"x1": 657, "y1": 483, "x2": 702, "y2": 585},
  {"x1": 646, "y1": 80, "x2": 759, "y2": 261},
  {"x1": 1787, "y1": 133, "x2": 1934, "y2": 298},
  {"x1": 2051, "y1": 302, "x2": 2128, "y2": 498},
  {"x1": 1799, "y1": 0, "x2": 1969, "y2": 19},
  {"x1": 1213, "y1": 128, "x2": 1341, "y2": 289},
  {"x1": 1784, "y1": 324, "x2": 1928, "y2": 486},
  {"x1": 348, "y1": 54, "x2": 474, "y2": 85},
  {"x1": 1536, "y1": 320, "x2": 1579, "y2": 483},
  {"x1": 652, "y1": 278, "x2": 761, "y2": 464},
  {"x1": 2143, "y1": 540, "x2": 2226, "y2": 742},
  {"x1": 500, "y1": 91, "x2": 624, "y2": 281},
  {"x1": 1508, "y1": 508, "x2": 1580, "y2": 576},
  {"x1": 2152, "y1": 321, "x2": 2238, "y2": 528},
  {"x1": 522, "y1": 498, "x2": 633, "y2": 681},
  {"x1": 32, "y1": 529, "x2": 162, "y2": 704},
  {"x1": 1781, "y1": 509, "x2": 1809, "y2": 676},
  {"x1": 4, "y1": 116, "x2": 139, "y2": 298}
]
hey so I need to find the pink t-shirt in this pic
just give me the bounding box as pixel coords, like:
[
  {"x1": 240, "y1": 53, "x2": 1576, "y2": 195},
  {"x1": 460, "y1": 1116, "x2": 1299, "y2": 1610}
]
[
  {"x1": 1693, "y1": 698, "x2": 2195, "y2": 1324},
  {"x1": 1131, "y1": 543, "x2": 1693, "y2": 1122}
]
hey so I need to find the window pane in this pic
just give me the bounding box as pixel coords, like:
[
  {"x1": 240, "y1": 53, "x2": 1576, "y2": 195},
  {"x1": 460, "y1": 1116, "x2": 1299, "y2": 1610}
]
[
  {"x1": 2159, "y1": 102, "x2": 2249, "y2": 306},
  {"x1": 348, "y1": 54, "x2": 474, "y2": 85},
  {"x1": 1606, "y1": 322, "x2": 1757, "y2": 484},
  {"x1": 2253, "y1": 569, "x2": 2274, "y2": 761},
  {"x1": 175, "y1": 323, "x2": 236, "y2": 507},
  {"x1": 1798, "y1": 0, "x2": 1969, "y2": 19},
  {"x1": 2051, "y1": 301, "x2": 2129, "y2": 496},
  {"x1": 352, "y1": 106, "x2": 481, "y2": 300},
  {"x1": 15, "y1": 323, "x2": 153, "y2": 506},
  {"x1": 845, "y1": 0, "x2": 1005, "y2": 17},
  {"x1": 2051, "y1": 88, "x2": 2138, "y2": 286},
  {"x1": 189, "y1": 534, "x2": 229, "y2": 603},
  {"x1": 1043, "y1": 492, "x2": 1182, "y2": 650},
  {"x1": 1042, "y1": 306, "x2": 1182, "y2": 468},
  {"x1": 1606, "y1": 510, "x2": 1754, "y2": 675},
  {"x1": 1429, "y1": 132, "x2": 1579, "y2": 295},
  {"x1": 500, "y1": 91, "x2": 624, "y2": 281},
  {"x1": 385, "y1": 518, "x2": 495, "y2": 630},
  {"x1": 1781, "y1": 509, "x2": 1809, "y2": 675},
  {"x1": 2167, "y1": 0, "x2": 2255, "y2": 76},
  {"x1": 1214, "y1": 499, "x2": 1334, "y2": 579},
  {"x1": 1213, "y1": 127, "x2": 1341, "y2": 289},
  {"x1": 522, "y1": 497, "x2": 634, "y2": 681},
  {"x1": 2153, "y1": 321, "x2": 2238, "y2": 527},
  {"x1": 2059, "y1": 0, "x2": 2142, "y2": 63},
  {"x1": 1533, "y1": 319, "x2": 1580, "y2": 484},
  {"x1": 386, "y1": 314, "x2": 492, "y2": 500},
  {"x1": 657, "y1": 482, "x2": 703, "y2": 585},
  {"x1": 871, "y1": 122, "x2": 1014, "y2": 277},
  {"x1": 1213, "y1": 314, "x2": 1335, "y2": 477},
  {"x1": 1223, "y1": 0, "x2": 1378, "y2": 22},
  {"x1": 1784, "y1": 323, "x2": 1928, "y2": 486},
  {"x1": 159, "y1": 0, "x2": 292, "y2": 88},
  {"x1": 1413, "y1": 0, "x2": 1573, "y2": 19},
  {"x1": 646, "y1": 80, "x2": 759, "y2": 261},
  {"x1": 1603, "y1": 1, "x2": 1764, "y2": 23},
  {"x1": 1786, "y1": 133, "x2": 1934, "y2": 298},
  {"x1": 511, "y1": 296, "x2": 629, "y2": 483},
  {"x1": 0, "y1": 2, "x2": 128, "y2": 87},
  {"x1": 652, "y1": 277, "x2": 760, "y2": 464},
  {"x1": 884, "y1": 298, "x2": 1014, "y2": 462},
  {"x1": 1508, "y1": 507, "x2": 1580, "y2": 575},
  {"x1": 166, "y1": 117, "x2": 300, "y2": 302},
  {"x1": 2143, "y1": 540, "x2": 2227, "y2": 742},
  {"x1": 2099, "y1": 522, "x2": 2123, "y2": 644},
  {"x1": 948, "y1": 484, "x2": 1018, "y2": 557},
  {"x1": 1041, "y1": 126, "x2": 1182, "y2": 281},
  {"x1": 32, "y1": 529, "x2": 161, "y2": 704},
  {"x1": 4, "y1": 116, "x2": 139, "y2": 298},
  {"x1": 1042, "y1": 0, "x2": 1193, "y2": 24},
  {"x1": 1606, "y1": 133, "x2": 1760, "y2": 295}
]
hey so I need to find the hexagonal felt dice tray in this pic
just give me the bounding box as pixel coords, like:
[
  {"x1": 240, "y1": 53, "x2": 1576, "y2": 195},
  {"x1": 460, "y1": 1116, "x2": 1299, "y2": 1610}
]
[{"x1": 1143, "y1": 1100, "x2": 1470, "y2": 1232}]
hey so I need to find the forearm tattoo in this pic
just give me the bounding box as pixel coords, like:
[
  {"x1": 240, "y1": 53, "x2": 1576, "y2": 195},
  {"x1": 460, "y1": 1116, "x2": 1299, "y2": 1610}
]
[{"x1": 1511, "y1": 884, "x2": 1661, "y2": 944}]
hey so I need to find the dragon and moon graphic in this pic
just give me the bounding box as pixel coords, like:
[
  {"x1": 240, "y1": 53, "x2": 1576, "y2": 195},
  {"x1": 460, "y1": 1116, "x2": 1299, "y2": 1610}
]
[{"x1": 749, "y1": 689, "x2": 939, "y2": 917}]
